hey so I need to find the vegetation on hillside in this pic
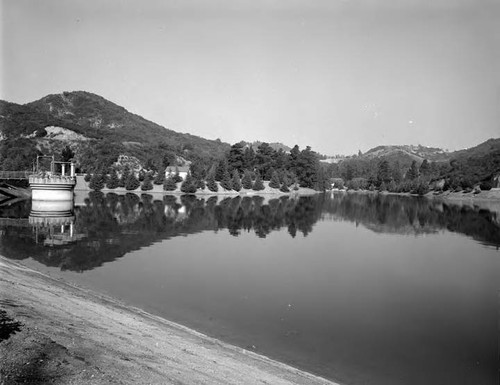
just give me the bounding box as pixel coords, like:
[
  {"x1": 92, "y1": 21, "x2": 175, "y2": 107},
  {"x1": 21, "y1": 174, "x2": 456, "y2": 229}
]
[
  {"x1": 0, "y1": 91, "x2": 229, "y2": 171},
  {"x1": 322, "y1": 138, "x2": 500, "y2": 194}
]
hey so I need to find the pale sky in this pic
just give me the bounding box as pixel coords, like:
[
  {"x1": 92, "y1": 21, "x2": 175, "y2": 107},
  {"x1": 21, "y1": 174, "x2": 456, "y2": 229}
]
[{"x1": 1, "y1": 0, "x2": 499, "y2": 155}]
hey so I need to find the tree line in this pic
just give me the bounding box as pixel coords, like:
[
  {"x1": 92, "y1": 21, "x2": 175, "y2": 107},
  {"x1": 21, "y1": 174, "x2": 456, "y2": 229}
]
[
  {"x1": 322, "y1": 151, "x2": 500, "y2": 194},
  {"x1": 85, "y1": 142, "x2": 329, "y2": 193}
]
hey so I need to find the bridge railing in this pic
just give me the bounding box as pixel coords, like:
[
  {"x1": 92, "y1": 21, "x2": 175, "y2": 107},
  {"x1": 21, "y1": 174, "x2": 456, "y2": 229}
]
[{"x1": 0, "y1": 171, "x2": 32, "y2": 180}]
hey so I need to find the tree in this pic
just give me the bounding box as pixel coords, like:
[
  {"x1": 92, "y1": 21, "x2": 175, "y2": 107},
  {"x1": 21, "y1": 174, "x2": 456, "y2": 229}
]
[
  {"x1": 280, "y1": 182, "x2": 290, "y2": 192},
  {"x1": 227, "y1": 142, "x2": 245, "y2": 175},
  {"x1": 377, "y1": 160, "x2": 392, "y2": 186},
  {"x1": 189, "y1": 157, "x2": 208, "y2": 181},
  {"x1": 296, "y1": 146, "x2": 318, "y2": 188},
  {"x1": 406, "y1": 160, "x2": 419, "y2": 181},
  {"x1": 162, "y1": 152, "x2": 176, "y2": 169},
  {"x1": 289, "y1": 145, "x2": 300, "y2": 172},
  {"x1": 119, "y1": 167, "x2": 130, "y2": 188},
  {"x1": 215, "y1": 159, "x2": 228, "y2": 182},
  {"x1": 220, "y1": 168, "x2": 233, "y2": 190},
  {"x1": 255, "y1": 142, "x2": 276, "y2": 180},
  {"x1": 269, "y1": 169, "x2": 281, "y2": 189},
  {"x1": 106, "y1": 168, "x2": 120, "y2": 189},
  {"x1": 163, "y1": 177, "x2": 177, "y2": 191},
  {"x1": 141, "y1": 173, "x2": 153, "y2": 191},
  {"x1": 231, "y1": 170, "x2": 242, "y2": 191},
  {"x1": 419, "y1": 159, "x2": 430, "y2": 178},
  {"x1": 391, "y1": 161, "x2": 403, "y2": 184},
  {"x1": 154, "y1": 168, "x2": 165, "y2": 185},
  {"x1": 125, "y1": 173, "x2": 140, "y2": 190},
  {"x1": 315, "y1": 165, "x2": 328, "y2": 191},
  {"x1": 172, "y1": 166, "x2": 183, "y2": 183},
  {"x1": 242, "y1": 146, "x2": 255, "y2": 170},
  {"x1": 89, "y1": 172, "x2": 105, "y2": 191},
  {"x1": 206, "y1": 170, "x2": 218, "y2": 192},
  {"x1": 274, "y1": 149, "x2": 288, "y2": 170},
  {"x1": 252, "y1": 172, "x2": 265, "y2": 191},
  {"x1": 241, "y1": 169, "x2": 253, "y2": 189},
  {"x1": 61, "y1": 145, "x2": 75, "y2": 162},
  {"x1": 181, "y1": 173, "x2": 198, "y2": 194}
]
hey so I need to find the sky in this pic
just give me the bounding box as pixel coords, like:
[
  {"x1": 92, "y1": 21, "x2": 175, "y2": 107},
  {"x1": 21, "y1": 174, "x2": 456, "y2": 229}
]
[{"x1": 1, "y1": 0, "x2": 499, "y2": 155}]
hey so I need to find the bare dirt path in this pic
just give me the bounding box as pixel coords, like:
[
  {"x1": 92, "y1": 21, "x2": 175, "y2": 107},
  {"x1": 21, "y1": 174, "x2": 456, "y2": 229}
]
[{"x1": 0, "y1": 258, "x2": 339, "y2": 385}]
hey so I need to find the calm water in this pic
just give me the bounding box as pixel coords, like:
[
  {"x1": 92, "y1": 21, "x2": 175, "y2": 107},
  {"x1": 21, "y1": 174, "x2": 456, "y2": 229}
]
[{"x1": 1, "y1": 192, "x2": 498, "y2": 385}]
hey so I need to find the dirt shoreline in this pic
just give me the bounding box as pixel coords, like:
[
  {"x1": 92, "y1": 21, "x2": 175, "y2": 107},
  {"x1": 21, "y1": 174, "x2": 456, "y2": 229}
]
[{"x1": 0, "y1": 257, "x2": 339, "y2": 385}]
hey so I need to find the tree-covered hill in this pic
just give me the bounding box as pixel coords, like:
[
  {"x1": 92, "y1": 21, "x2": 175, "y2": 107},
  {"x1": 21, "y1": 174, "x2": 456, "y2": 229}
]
[
  {"x1": 322, "y1": 138, "x2": 500, "y2": 193},
  {"x1": 0, "y1": 91, "x2": 230, "y2": 171}
]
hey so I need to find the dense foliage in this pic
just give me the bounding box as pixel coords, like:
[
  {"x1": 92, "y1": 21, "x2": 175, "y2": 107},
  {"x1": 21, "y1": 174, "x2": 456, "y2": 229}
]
[{"x1": 184, "y1": 142, "x2": 326, "y2": 192}]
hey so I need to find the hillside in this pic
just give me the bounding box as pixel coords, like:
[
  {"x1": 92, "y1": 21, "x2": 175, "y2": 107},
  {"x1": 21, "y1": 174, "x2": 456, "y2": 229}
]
[
  {"x1": 362, "y1": 144, "x2": 449, "y2": 163},
  {"x1": 442, "y1": 138, "x2": 500, "y2": 187},
  {"x1": 448, "y1": 138, "x2": 500, "y2": 160},
  {"x1": 0, "y1": 91, "x2": 230, "y2": 171}
]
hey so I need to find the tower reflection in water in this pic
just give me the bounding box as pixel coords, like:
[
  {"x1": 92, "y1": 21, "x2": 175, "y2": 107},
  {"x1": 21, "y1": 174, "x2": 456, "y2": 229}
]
[{"x1": 29, "y1": 199, "x2": 77, "y2": 246}]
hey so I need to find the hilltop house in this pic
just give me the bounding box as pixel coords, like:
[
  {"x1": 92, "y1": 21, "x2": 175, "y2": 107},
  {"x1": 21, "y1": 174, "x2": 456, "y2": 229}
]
[{"x1": 165, "y1": 166, "x2": 189, "y2": 181}]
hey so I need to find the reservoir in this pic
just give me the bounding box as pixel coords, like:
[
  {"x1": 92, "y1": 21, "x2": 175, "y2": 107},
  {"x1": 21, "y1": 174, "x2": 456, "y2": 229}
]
[{"x1": 1, "y1": 192, "x2": 498, "y2": 385}]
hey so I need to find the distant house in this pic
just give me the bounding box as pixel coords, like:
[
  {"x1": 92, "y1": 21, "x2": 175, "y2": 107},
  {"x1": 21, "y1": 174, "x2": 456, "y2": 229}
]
[{"x1": 165, "y1": 166, "x2": 189, "y2": 181}]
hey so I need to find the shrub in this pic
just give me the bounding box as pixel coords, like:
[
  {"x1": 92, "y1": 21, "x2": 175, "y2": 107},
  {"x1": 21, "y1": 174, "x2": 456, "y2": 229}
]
[
  {"x1": 119, "y1": 167, "x2": 130, "y2": 188},
  {"x1": 125, "y1": 173, "x2": 140, "y2": 190},
  {"x1": 106, "y1": 169, "x2": 119, "y2": 189},
  {"x1": 387, "y1": 180, "x2": 397, "y2": 192},
  {"x1": 163, "y1": 177, "x2": 177, "y2": 191},
  {"x1": 252, "y1": 173, "x2": 265, "y2": 191},
  {"x1": 220, "y1": 171, "x2": 232, "y2": 190},
  {"x1": 411, "y1": 179, "x2": 430, "y2": 195},
  {"x1": 231, "y1": 170, "x2": 242, "y2": 192},
  {"x1": 269, "y1": 170, "x2": 281, "y2": 189},
  {"x1": 89, "y1": 173, "x2": 104, "y2": 191},
  {"x1": 141, "y1": 174, "x2": 153, "y2": 191},
  {"x1": 206, "y1": 176, "x2": 218, "y2": 192},
  {"x1": 280, "y1": 183, "x2": 290, "y2": 193},
  {"x1": 172, "y1": 167, "x2": 183, "y2": 183},
  {"x1": 241, "y1": 170, "x2": 253, "y2": 189},
  {"x1": 154, "y1": 169, "x2": 165, "y2": 185},
  {"x1": 479, "y1": 180, "x2": 493, "y2": 191},
  {"x1": 181, "y1": 174, "x2": 197, "y2": 194}
]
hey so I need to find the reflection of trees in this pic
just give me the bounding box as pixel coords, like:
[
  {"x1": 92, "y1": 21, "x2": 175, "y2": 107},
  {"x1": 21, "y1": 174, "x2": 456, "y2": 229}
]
[
  {"x1": 0, "y1": 192, "x2": 499, "y2": 272},
  {"x1": 322, "y1": 193, "x2": 500, "y2": 247}
]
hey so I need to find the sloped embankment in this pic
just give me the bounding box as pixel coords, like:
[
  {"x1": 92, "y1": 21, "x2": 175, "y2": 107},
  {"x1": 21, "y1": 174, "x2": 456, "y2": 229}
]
[{"x1": 0, "y1": 258, "x2": 338, "y2": 385}]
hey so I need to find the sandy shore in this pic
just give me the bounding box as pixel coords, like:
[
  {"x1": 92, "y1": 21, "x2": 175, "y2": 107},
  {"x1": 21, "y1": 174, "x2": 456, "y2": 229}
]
[{"x1": 0, "y1": 257, "x2": 338, "y2": 385}]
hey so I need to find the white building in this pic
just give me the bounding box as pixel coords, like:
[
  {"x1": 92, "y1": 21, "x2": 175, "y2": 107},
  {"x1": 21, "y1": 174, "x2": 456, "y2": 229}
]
[{"x1": 165, "y1": 166, "x2": 189, "y2": 181}]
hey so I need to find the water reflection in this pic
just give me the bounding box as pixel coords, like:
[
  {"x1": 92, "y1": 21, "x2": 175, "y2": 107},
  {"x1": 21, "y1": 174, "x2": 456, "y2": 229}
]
[
  {"x1": 0, "y1": 191, "x2": 498, "y2": 385},
  {"x1": 0, "y1": 192, "x2": 498, "y2": 272}
]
